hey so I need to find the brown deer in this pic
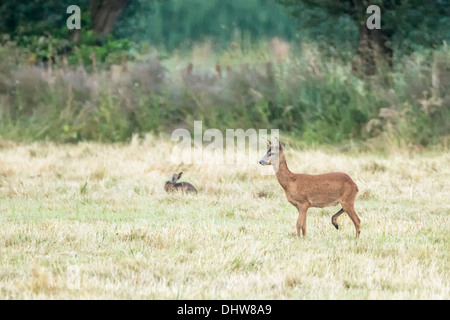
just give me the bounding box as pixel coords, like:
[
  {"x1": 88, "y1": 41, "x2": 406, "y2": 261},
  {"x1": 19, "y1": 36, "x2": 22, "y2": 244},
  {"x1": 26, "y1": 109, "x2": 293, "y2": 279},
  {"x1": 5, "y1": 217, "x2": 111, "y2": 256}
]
[
  {"x1": 164, "y1": 172, "x2": 198, "y2": 194},
  {"x1": 259, "y1": 138, "x2": 360, "y2": 237}
]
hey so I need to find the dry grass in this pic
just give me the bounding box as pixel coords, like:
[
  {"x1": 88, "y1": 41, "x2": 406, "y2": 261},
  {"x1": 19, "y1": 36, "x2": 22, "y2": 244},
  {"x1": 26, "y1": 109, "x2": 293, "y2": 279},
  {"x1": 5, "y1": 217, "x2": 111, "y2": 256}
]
[{"x1": 0, "y1": 137, "x2": 449, "y2": 299}]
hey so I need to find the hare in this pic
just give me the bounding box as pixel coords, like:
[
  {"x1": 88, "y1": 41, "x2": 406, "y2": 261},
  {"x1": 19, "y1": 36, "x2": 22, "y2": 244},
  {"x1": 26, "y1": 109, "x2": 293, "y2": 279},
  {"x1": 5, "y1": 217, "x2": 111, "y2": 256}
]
[{"x1": 164, "y1": 172, "x2": 197, "y2": 194}]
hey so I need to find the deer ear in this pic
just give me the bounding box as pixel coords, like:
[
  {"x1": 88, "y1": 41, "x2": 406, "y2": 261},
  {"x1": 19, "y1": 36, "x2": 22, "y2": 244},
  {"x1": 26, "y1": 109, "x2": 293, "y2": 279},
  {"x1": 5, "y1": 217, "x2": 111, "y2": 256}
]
[
  {"x1": 263, "y1": 138, "x2": 271, "y2": 147},
  {"x1": 272, "y1": 137, "x2": 283, "y2": 151},
  {"x1": 272, "y1": 137, "x2": 280, "y2": 148}
]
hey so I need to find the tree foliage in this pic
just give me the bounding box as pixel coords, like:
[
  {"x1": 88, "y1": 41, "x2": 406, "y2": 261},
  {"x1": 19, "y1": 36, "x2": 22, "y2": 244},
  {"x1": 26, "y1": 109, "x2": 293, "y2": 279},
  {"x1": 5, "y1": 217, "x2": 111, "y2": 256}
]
[
  {"x1": 278, "y1": 0, "x2": 450, "y2": 45},
  {"x1": 0, "y1": 0, "x2": 298, "y2": 50},
  {"x1": 0, "y1": 0, "x2": 89, "y2": 37},
  {"x1": 277, "y1": 0, "x2": 450, "y2": 73},
  {"x1": 113, "y1": 0, "x2": 298, "y2": 50}
]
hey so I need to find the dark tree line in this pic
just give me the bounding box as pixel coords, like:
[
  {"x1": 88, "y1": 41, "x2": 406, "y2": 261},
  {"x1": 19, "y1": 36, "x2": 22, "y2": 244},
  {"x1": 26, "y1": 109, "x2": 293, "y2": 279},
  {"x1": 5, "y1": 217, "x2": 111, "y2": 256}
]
[
  {"x1": 0, "y1": 0, "x2": 129, "y2": 38},
  {"x1": 1, "y1": 0, "x2": 448, "y2": 74},
  {"x1": 277, "y1": 0, "x2": 450, "y2": 74}
]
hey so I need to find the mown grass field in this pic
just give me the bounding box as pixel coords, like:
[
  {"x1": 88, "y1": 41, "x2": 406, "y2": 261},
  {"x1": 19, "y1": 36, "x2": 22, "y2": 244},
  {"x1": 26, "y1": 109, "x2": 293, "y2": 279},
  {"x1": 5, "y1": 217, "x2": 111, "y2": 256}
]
[{"x1": 0, "y1": 138, "x2": 448, "y2": 299}]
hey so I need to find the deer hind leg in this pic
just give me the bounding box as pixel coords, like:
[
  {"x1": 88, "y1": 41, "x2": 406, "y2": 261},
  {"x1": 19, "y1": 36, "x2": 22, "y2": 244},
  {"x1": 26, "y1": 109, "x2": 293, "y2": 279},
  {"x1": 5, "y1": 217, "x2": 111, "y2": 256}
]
[
  {"x1": 341, "y1": 202, "x2": 361, "y2": 237},
  {"x1": 331, "y1": 208, "x2": 345, "y2": 230},
  {"x1": 296, "y1": 204, "x2": 309, "y2": 237}
]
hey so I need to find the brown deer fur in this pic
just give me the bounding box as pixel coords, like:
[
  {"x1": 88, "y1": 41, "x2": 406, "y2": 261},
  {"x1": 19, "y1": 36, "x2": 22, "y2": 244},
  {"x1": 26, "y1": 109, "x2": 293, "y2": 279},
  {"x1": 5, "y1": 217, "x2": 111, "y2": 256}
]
[{"x1": 259, "y1": 138, "x2": 360, "y2": 237}]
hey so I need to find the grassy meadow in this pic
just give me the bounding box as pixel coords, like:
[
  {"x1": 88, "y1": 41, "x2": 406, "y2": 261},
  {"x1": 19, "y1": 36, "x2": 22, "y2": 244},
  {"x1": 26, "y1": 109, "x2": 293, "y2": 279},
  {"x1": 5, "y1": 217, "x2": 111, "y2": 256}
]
[{"x1": 0, "y1": 137, "x2": 448, "y2": 299}]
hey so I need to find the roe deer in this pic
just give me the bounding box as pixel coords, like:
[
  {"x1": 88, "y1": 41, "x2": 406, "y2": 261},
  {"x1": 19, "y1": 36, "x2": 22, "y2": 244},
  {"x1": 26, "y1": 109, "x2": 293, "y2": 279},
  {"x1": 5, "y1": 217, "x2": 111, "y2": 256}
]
[
  {"x1": 164, "y1": 172, "x2": 197, "y2": 194},
  {"x1": 259, "y1": 138, "x2": 360, "y2": 237}
]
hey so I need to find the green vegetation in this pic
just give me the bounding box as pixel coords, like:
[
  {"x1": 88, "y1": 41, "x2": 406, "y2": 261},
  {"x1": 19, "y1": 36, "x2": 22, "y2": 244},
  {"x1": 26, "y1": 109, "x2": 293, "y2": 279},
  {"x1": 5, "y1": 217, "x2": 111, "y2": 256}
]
[
  {"x1": 0, "y1": 39, "x2": 449, "y2": 147},
  {"x1": 115, "y1": 0, "x2": 299, "y2": 50},
  {"x1": 0, "y1": 0, "x2": 448, "y2": 147}
]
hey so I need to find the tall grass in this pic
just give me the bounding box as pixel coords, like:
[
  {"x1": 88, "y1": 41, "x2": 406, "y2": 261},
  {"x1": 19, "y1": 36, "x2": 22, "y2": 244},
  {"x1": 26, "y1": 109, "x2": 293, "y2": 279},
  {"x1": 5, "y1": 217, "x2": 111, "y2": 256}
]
[{"x1": 0, "y1": 39, "x2": 449, "y2": 148}]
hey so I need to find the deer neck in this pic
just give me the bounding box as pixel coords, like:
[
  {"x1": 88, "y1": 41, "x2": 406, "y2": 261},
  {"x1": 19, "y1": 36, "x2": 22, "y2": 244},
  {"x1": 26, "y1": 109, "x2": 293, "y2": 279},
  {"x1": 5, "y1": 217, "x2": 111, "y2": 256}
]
[{"x1": 274, "y1": 153, "x2": 293, "y2": 190}]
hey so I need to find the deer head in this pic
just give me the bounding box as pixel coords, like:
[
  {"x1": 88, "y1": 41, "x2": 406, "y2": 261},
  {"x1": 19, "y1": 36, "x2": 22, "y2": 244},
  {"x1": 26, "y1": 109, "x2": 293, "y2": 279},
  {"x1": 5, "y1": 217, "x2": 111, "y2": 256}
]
[{"x1": 259, "y1": 137, "x2": 282, "y2": 166}]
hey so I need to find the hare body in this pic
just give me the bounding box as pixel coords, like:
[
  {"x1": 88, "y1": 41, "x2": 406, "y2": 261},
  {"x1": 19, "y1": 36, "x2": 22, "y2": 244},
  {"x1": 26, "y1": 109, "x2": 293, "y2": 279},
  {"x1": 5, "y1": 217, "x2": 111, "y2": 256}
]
[{"x1": 164, "y1": 172, "x2": 197, "y2": 194}]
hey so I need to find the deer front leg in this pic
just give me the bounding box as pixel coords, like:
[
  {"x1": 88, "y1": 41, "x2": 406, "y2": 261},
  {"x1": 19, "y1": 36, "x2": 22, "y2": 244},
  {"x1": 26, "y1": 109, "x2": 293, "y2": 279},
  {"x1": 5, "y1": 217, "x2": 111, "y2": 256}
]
[{"x1": 296, "y1": 204, "x2": 309, "y2": 237}]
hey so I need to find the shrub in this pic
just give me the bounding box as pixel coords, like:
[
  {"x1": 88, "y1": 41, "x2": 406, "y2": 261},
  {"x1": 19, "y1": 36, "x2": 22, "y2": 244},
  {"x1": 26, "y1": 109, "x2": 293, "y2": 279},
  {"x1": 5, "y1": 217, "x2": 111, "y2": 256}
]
[{"x1": 0, "y1": 39, "x2": 448, "y2": 148}]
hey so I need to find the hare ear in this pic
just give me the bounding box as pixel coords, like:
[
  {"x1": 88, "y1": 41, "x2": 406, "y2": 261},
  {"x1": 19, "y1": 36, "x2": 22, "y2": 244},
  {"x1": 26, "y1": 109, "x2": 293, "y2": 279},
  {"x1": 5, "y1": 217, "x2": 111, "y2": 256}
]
[
  {"x1": 177, "y1": 172, "x2": 183, "y2": 180},
  {"x1": 171, "y1": 174, "x2": 178, "y2": 183}
]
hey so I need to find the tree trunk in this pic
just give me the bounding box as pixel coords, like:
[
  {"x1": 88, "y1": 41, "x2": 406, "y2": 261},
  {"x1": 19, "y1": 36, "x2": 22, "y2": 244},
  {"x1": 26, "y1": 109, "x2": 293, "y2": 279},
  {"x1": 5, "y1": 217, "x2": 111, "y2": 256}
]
[
  {"x1": 89, "y1": 0, "x2": 129, "y2": 39},
  {"x1": 354, "y1": 24, "x2": 393, "y2": 75}
]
